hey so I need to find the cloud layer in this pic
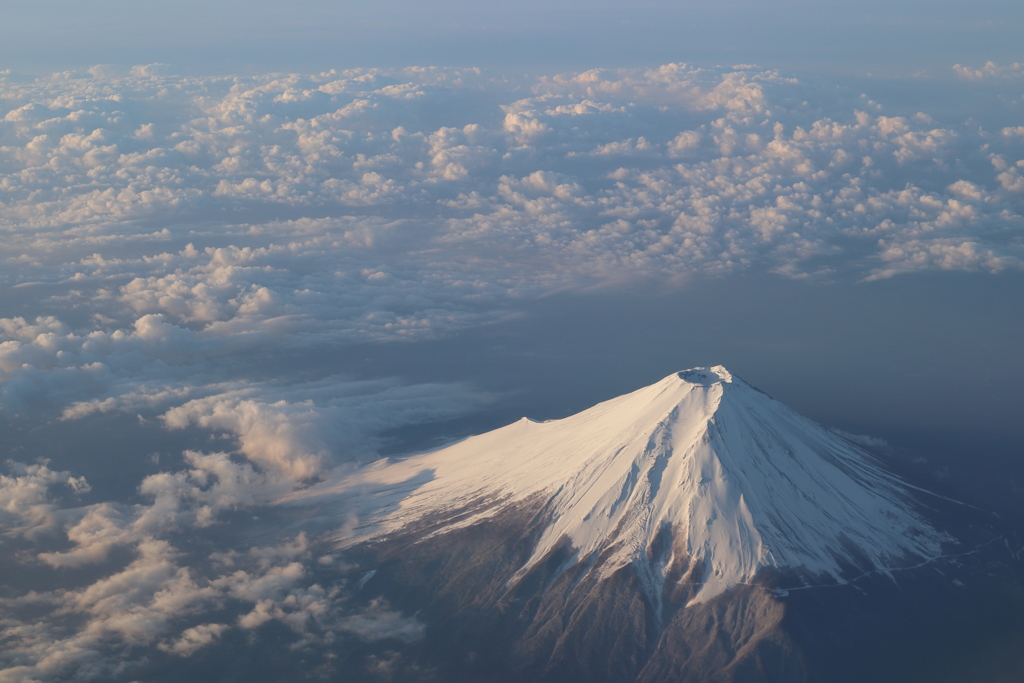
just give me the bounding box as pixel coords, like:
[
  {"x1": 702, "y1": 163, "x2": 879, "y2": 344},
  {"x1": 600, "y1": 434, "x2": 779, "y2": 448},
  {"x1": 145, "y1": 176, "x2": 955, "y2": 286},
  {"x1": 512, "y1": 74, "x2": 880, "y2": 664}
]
[
  {"x1": 2, "y1": 63, "x2": 1020, "y2": 421},
  {"x1": 3, "y1": 65, "x2": 1022, "y2": 294},
  {"x1": 0, "y1": 451, "x2": 428, "y2": 682},
  {"x1": 1, "y1": 62, "x2": 1023, "y2": 680}
]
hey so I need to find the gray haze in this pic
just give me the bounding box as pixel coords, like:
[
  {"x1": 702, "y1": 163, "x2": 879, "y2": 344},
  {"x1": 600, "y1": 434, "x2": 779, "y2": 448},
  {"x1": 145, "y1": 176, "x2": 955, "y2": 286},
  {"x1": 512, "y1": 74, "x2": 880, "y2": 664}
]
[{"x1": 2, "y1": 0, "x2": 1023, "y2": 76}]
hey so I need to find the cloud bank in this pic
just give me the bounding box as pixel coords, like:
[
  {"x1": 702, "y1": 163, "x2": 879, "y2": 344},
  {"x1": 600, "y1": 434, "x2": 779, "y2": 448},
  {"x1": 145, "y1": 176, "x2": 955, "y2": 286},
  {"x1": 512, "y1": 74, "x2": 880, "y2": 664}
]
[{"x1": 2, "y1": 63, "x2": 1020, "y2": 423}]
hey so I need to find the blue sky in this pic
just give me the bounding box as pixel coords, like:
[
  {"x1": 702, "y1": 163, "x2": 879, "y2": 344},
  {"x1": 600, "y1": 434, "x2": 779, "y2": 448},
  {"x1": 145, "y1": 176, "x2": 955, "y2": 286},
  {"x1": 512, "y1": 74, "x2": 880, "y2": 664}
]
[{"x1": 3, "y1": 0, "x2": 1022, "y2": 75}]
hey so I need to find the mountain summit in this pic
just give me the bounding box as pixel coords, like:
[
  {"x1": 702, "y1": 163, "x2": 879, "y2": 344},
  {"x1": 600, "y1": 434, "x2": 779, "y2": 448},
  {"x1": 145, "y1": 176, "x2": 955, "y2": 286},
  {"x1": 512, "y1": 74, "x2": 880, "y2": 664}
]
[{"x1": 296, "y1": 367, "x2": 948, "y2": 603}]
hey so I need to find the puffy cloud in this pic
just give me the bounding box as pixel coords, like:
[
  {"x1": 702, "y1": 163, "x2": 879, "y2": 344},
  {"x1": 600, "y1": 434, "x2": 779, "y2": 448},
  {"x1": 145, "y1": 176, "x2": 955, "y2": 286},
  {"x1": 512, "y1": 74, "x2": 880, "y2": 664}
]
[
  {"x1": 338, "y1": 598, "x2": 426, "y2": 643},
  {"x1": 0, "y1": 462, "x2": 90, "y2": 540},
  {"x1": 158, "y1": 378, "x2": 486, "y2": 480},
  {"x1": 158, "y1": 622, "x2": 229, "y2": 656},
  {"x1": 869, "y1": 237, "x2": 1017, "y2": 280},
  {"x1": 952, "y1": 61, "x2": 1024, "y2": 81},
  {"x1": 1, "y1": 64, "x2": 1020, "y2": 297},
  {"x1": 133, "y1": 450, "x2": 284, "y2": 531},
  {"x1": 161, "y1": 398, "x2": 331, "y2": 481},
  {"x1": 0, "y1": 459, "x2": 420, "y2": 681},
  {"x1": 0, "y1": 535, "x2": 217, "y2": 681},
  {"x1": 37, "y1": 503, "x2": 133, "y2": 568}
]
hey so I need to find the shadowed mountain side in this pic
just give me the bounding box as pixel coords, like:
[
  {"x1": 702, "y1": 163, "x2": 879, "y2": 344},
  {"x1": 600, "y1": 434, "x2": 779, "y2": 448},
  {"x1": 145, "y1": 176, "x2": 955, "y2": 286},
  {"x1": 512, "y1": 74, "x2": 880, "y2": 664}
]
[
  {"x1": 341, "y1": 499, "x2": 805, "y2": 683},
  {"x1": 634, "y1": 588, "x2": 798, "y2": 683},
  {"x1": 335, "y1": 498, "x2": 1024, "y2": 683},
  {"x1": 286, "y1": 368, "x2": 1024, "y2": 681}
]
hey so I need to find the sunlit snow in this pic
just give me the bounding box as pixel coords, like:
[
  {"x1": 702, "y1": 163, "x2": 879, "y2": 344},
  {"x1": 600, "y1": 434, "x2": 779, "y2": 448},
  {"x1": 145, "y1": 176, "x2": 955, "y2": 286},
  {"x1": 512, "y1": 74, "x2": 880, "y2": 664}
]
[{"x1": 288, "y1": 366, "x2": 949, "y2": 603}]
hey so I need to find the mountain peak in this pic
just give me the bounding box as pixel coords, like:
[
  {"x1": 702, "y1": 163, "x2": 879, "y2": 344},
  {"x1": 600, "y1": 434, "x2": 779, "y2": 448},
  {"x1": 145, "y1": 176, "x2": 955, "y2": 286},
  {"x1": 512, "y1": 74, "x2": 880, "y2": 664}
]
[
  {"x1": 676, "y1": 365, "x2": 733, "y2": 385},
  {"x1": 290, "y1": 370, "x2": 949, "y2": 604}
]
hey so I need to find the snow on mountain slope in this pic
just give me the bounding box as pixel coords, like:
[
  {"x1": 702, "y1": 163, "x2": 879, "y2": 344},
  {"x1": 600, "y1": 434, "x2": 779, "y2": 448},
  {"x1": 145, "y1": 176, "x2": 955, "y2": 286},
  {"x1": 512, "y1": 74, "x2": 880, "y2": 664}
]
[{"x1": 287, "y1": 367, "x2": 950, "y2": 603}]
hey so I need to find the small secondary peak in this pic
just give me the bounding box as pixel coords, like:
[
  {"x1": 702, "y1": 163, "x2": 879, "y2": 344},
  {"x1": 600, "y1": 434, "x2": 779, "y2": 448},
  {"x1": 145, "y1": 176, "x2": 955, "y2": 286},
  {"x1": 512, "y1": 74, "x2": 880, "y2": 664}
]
[{"x1": 677, "y1": 365, "x2": 733, "y2": 385}]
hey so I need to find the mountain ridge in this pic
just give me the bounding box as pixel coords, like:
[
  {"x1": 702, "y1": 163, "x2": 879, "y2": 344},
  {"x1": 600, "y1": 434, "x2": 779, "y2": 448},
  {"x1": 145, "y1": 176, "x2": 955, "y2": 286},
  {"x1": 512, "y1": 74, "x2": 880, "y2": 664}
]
[{"x1": 290, "y1": 366, "x2": 950, "y2": 603}]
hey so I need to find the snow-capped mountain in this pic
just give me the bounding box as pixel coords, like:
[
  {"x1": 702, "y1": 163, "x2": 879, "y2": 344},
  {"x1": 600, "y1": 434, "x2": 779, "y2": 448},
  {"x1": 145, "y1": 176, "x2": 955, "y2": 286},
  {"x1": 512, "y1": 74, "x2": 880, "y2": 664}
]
[
  {"x1": 283, "y1": 368, "x2": 1020, "y2": 683},
  {"x1": 292, "y1": 366, "x2": 948, "y2": 602}
]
